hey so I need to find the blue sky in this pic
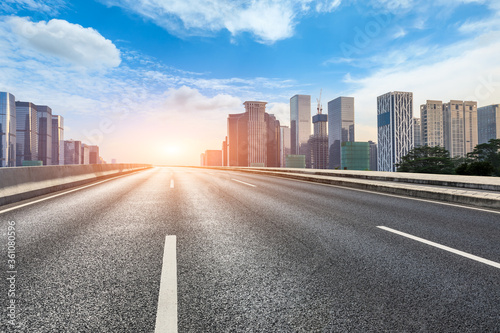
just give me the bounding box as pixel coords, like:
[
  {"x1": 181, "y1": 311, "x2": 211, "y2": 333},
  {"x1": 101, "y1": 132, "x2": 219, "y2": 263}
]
[{"x1": 1, "y1": 0, "x2": 500, "y2": 165}]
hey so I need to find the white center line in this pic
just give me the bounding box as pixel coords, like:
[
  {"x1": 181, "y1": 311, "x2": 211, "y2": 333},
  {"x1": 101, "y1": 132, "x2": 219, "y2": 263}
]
[
  {"x1": 170, "y1": 179, "x2": 175, "y2": 188},
  {"x1": 378, "y1": 226, "x2": 500, "y2": 269},
  {"x1": 231, "y1": 178, "x2": 257, "y2": 187},
  {"x1": 155, "y1": 235, "x2": 178, "y2": 333}
]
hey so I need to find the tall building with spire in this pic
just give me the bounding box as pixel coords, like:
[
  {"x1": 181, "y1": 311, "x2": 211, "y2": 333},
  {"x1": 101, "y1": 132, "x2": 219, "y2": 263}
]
[{"x1": 308, "y1": 93, "x2": 328, "y2": 169}]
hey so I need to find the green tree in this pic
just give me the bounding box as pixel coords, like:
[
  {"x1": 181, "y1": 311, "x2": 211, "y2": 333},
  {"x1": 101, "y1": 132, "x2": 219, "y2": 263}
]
[
  {"x1": 396, "y1": 145, "x2": 454, "y2": 174},
  {"x1": 466, "y1": 139, "x2": 500, "y2": 176},
  {"x1": 455, "y1": 161, "x2": 495, "y2": 176}
]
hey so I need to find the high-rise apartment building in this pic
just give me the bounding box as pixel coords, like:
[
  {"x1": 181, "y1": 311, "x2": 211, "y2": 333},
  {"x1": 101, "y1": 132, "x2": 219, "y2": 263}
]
[
  {"x1": 328, "y1": 97, "x2": 354, "y2": 169},
  {"x1": 64, "y1": 140, "x2": 81, "y2": 165},
  {"x1": 36, "y1": 105, "x2": 52, "y2": 165},
  {"x1": 227, "y1": 101, "x2": 280, "y2": 167},
  {"x1": 290, "y1": 95, "x2": 311, "y2": 159},
  {"x1": 478, "y1": 104, "x2": 500, "y2": 144},
  {"x1": 0, "y1": 92, "x2": 16, "y2": 167},
  {"x1": 279, "y1": 126, "x2": 291, "y2": 167},
  {"x1": 377, "y1": 91, "x2": 413, "y2": 172},
  {"x1": 15, "y1": 101, "x2": 38, "y2": 166},
  {"x1": 52, "y1": 115, "x2": 64, "y2": 165},
  {"x1": 309, "y1": 113, "x2": 329, "y2": 169},
  {"x1": 443, "y1": 100, "x2": 477, "y2": 157},
  {"x1": 464, "y1": 101, "x2": 478, "y2": 154},
  {"x1": 420, "y1": 100, "x2": 444, "y2": 147},
  {"x1": 413, "y1": 118, "x2": 421, "y2": 147}
]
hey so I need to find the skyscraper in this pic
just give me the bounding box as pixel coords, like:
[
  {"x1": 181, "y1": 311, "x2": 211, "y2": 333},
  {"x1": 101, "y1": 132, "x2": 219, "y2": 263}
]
[
  {"x1": 279, "y1": 126, "x2": 291, "y2": 167},
  {"x1": 222, "y1": 136, "x2": 228, "y2": 166},
  {"x1": 36, "y1": 105, "x2": 52, "y2": 165},
  {"x1": 290, "y1": 95, "x2": 311, "y2": 158},
  {"x1": 478, "y1": 104, "x2": 500, "y2": 144},
  {"x1": 328, "y1": 97, "x2": 354, "y2": 169},
  {"x1": 377, "y1": 91, "x2": 413, "y2": 172},
  {"x1": 227, "y1": 101, "x2": 280, "y2": 167},
  {"x1": 443, "y1": 100, "x2": 477, "y2": 157},
  {"x1": 369, "y1": 140, "x2": 378, "y2": 171},
  {"x1": 0, "y1": 92, "x2": 16, "y2": 167},
  {"x1": 309, "y1": 113, "x2": 329, "y2": 169},
  {"x1": 52, "y1": 115, "x2": 64, "y2": 165},
  {"x1": 64, "y1": 140, "x2": 81, "y2": 165},
  {"x1": 413, "y1": 118, "x2": 421, "y2": 147},
  {"x1": 89, "y1": 145, "x2": 99, "y2": 164},
  {"x1": 463, "y1": 101, "x2": 478, "y2": 155},
  {"x1": 15, "y1": 101, "x2": 38, "y2": 166},
  {"x1": 81, "y1": 143, "x2": 90, "y2": 165},
  {"x1": 421, "y1": 100, "x2": 444, "y2": 147}
]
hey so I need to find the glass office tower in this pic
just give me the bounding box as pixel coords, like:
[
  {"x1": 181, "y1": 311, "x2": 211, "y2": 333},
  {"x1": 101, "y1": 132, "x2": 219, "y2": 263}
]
[
  {"x1": 328, "y1": 96, "x2": 354, "y2": 169},
  {"x1": 52, "y1": 115, "x2": 64, "y2": 165},
  {"x1": 16, "y1": 101, "x2": 38, "y2": 166},
  {"x1": 478, "y1": 104, "x2": 500, "y2": 144},
  {"x1": 36, "y1": 105, "x2": 52, "y2": 165},
  {"x1": 0, "y1": 92, "x2": 16, "y2": 167},
  {"x1": 290, "y1": 95, "x2": 311, "y2": 160}
]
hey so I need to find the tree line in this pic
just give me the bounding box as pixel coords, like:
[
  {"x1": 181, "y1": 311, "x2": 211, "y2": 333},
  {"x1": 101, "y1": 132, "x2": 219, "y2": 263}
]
[{"x1": 396, "y1": 139, "x2": 500, "y2": 176}]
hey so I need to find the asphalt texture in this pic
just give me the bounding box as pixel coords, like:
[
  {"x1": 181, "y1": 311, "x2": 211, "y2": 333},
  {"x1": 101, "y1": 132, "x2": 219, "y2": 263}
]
[{"x1": 1, "y1": 167, "x2": 499, "y2": 332}]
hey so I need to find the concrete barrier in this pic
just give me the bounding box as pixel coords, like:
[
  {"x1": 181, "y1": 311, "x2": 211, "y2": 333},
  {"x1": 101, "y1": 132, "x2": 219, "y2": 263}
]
[
  {"x1": 197, "y1": 166, "x2": 500, "y2": 209},
  {"x1": 0, "y1": 164, "x2": 152, "y2": 206}
]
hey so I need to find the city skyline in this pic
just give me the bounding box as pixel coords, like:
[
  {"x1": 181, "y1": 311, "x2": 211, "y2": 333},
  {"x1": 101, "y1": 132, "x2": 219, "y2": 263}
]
[{"x1": 1, "y1": 1, "x2": 500, "y2": 165}]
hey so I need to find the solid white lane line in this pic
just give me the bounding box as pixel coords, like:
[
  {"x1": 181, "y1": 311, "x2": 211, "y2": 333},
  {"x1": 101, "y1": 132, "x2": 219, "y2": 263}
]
[
  {"x1": 0, "y1": 170, "x2": 150, "y2": 215},
  {"x1": 378, "y1": 226, "x2": 500, "y2": 269},
  {"x1": 231, "y1": 178, "x2": 257, "y2": 187},
  {"x1": 170, "y1": 179, "x2": 175, "y2": 188},
  {"x1": 155, "y1": 235, "x2": 178, "y2": 333}
]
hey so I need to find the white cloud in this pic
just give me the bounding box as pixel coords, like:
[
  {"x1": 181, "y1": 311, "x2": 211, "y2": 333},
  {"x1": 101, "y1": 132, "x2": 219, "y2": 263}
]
[
  {"x1": 347, "y1": 31, "x2": 500, "y2": 142},
  {"x1": 267, "y1": 102, "x2": 290, "y2": 125},
  {"x1": 393, "y1": 27, "x2": 406, "y2": 39},
  {"x1": 162, "y1": 85, "x2": 242, "y2": 114},
  {"x1": 7, "y1": 17, "x2": 121, "y2": 69},
  {"x1": 99, "y1": 0, "x2": 341, "y2": 43},
  {"x1": 0, "y1": 0, "x2": 64, "y2": 14}
]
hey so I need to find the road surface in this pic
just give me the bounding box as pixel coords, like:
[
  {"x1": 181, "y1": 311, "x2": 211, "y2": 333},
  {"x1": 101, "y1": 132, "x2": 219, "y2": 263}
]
[{"x1": 1, "y1": 167, "x2": 499, "y2": 332}]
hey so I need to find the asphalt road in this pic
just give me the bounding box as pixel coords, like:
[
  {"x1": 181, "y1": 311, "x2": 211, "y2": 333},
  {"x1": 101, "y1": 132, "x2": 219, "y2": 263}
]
[{"x1": 1, "y1": 167, "x2": 499, "y2": 332}]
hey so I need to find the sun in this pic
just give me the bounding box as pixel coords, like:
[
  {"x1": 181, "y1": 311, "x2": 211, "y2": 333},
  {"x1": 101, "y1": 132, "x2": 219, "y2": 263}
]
[{"x1": 164, "y1": 145, "x2": 181, "y2": 155}]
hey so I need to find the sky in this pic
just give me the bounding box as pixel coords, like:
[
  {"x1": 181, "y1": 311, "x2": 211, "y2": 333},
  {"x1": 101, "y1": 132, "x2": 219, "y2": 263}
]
[{"x1": 1, "y1": 0, "x2": 500, "y2": 165}]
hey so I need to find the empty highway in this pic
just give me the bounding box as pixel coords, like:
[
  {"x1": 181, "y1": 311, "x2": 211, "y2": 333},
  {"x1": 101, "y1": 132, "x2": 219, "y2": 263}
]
[{"x1": 1, "y1": 167, "x2": 499, "y2": 332}]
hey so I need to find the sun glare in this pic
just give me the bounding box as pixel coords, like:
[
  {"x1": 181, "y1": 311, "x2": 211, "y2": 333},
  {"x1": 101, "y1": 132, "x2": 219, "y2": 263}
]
[{"x1": 164, "y1": 145, "x2": 181, "y2": 155}]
